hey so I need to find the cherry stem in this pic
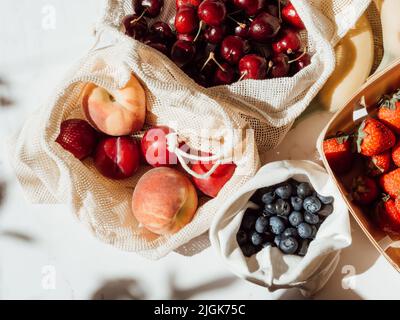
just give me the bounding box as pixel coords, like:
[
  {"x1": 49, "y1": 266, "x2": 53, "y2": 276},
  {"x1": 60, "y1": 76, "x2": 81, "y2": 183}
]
[
  {"x1": 193, "y1": 20, "x2": 204, "y2": 42},
  {"x1": 278, "y1": 0, "x2": 282, "y2": 22},
  {"x1": 201, "y1": 52, "x2": 226, "y2": 72},
  {"x1": 131, "y1": 9, "x2": 147, "y2": 24},
  {"x1": 288, "y1": 48, "x2": 308, "y2": 64},
  {"x1": 227, "y1": 16, "x2": 246, "y2": 29},
  {"x1": 238, "y1": 71, "x2": 247, "y2": 81}
]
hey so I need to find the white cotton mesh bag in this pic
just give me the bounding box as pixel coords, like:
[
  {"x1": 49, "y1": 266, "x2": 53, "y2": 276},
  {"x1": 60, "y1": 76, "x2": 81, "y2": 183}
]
[{"x1": 7, "y1": 0, "x2": 370, "y2": 259}]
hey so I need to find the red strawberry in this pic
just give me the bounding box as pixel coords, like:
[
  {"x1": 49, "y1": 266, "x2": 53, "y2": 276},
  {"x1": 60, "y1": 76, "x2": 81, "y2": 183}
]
[
  {"x1": 357, "y1": 118, "x2": 396, "y2": 156},
  {"x1": 323, "y1": 135, "x2": 353, "y2": 174},
  {"x1": 377, "y1": 89, "x2": 400, "y2": 134},
  {"x1": 351, "y1": 176, "x2": 379, "y2": 205},
  {"x1": 392, "y1": 142, "x2": 400, "y2": 167},
  {"x1": 375, "y1": 197, "x2": 400, "y2": 233},
  {"x1": 56, "y1": 119, "x2": 98, "y2": 160},
  {"x1": 367, "y1": 152, "x2": 392, "y2": 177},
  {"x1": 380, "y1": 168, "x2": 400, "y2": 198}
]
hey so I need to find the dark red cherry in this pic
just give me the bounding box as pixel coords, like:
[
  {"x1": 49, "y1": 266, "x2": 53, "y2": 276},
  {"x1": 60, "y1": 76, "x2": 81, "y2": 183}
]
[
  {"x1": 234, "y1": 22, "x2": 249, "y2": 38},
  {"x1": 253, "y1": 42, "x2": 273, "y2": 60},
  {"x1": 220, "y1": 35, "x2": 250, "y2": 64},
  {"x1": 282, "y1": 1, "x2": 305, "y2": 30},
  {"x1": 265, "y1": 4, "x2": 279, "y2": 17},
  {"x1": 270, "y1": 53, "x2": 290, "y2": 78},
  {"x1": 145, "y1": 40, "x2": 169, "y2": 55},
  {"x1": 123, "y1": 14, "x2": 148, "y2": 41},
  {"x1": 175, "y1": 5, "x2": 199, "y2": 34},
  {"x1": 239, "y1": 54, "x2": 267, "y2": 80},
  {"x1": 133, "y1": 0, "x2": 164, "y2": 18},
  {"x1": 233, "y1": 0, "x2": 266, "y2": 17},
  {"x1": 272, "y1": 28, "x2": 301, "y2": 54},
  {"x1": 150, "y1": 21, "x2": 175, "y2": 43},
  {"x1": 249, "y1": 12, "x2": 281, "y2": 43},
  {"x1": 177, "y1": 33, "x2": 196, "y2": 42},
  {"x1": 176, "y1": 0, "x2": 202, "y2": 9},
  {"x1": 171, "y1": 40, "x2": 196, "y2": 67},
  {"x1": 204, "y1": 25, "x2": 226, "y2": 44},
  {"x1": 290, "y1": 52, "x2": 311, "y2": 74},
  {"x1": 213, "y1": 63, "x2": 236, "y2": 86},
  {"x1": 198, "y1": 0, "x2": 227, "y2": 27}
]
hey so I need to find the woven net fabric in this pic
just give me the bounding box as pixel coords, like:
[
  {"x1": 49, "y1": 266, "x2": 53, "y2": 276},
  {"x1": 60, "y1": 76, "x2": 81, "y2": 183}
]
[{"x1": 7, "y1": 0, "x2": 371, "y2": 259}]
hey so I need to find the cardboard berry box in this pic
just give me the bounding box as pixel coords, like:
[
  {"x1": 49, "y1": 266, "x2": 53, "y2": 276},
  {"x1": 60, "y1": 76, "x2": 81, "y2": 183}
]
[{"x1": 318, "y1": 58, "x2": 400, "y2": 272}]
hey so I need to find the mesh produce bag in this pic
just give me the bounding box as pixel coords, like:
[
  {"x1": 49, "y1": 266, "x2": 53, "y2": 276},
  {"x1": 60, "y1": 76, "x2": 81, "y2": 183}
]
[{"x1": 7, "y1": 0, "x2": 370, "y2": 259}]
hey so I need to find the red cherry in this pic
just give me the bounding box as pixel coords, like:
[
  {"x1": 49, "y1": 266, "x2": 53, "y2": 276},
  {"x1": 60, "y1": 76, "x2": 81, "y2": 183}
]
[
  {"x1": 291, "y1": 51, "x2": 311, "y2": 74},
  {"x1": 220, "y1": 35, "x2": 250, "y2": 64},
  {"x1": 265, "y1": 3, "x2": 279, "y2": 17},
  {"x1": 282, "y1": 1, "x2": 305, "y2": 30},
  {"x1": 204, "y1": 25, "x2": 226, "y2": 44},
  {"x1": 176, "y1": 0, "x2": 202, "y2": 8},
  {"x1": 249, "y1": 12, "x2": 281, "y2": 43},
  {"x1": 144, "y1": 39, "x2": 169, "y2": 55},
  {"x1": 122, "y1": 14, "x2": 148, "y2": 41},
  {"x1": 56, "y1": 119, "x2": 98, "y2": 160},
  {"x1": 175, "y1": 5, "x2": 199, "y2": 34},
  {"x1": 171, "y1": 40, "x2": 196, "y2": 67},
  {"x1": 177, "y1": 33, "x2": 196, "y2": 42},
  {"x1": 198, "y1": 0, "x2": 227, "y2": 27},
  {"x1": 141, "y1": 126, "x2": 179, "y2": 167},
  {"x1": 133, "y1": 0, "x2": 164, "y2": 18},
  {"x1": 239, "y1": 54, "x2": 267, "y2": 80},
  {"x1": 213, "y1": 62, "x2": 236, "y2": 85},
  {"x1": 149, "y1": 21, "x2": 175, "y2": 43},
  {"x1": 233, "y1": 0, "x2": 266, "y2": 16},
  {"x1": 94, "y1": 136, "x2": 140, "y2": 180},
  {"x1": 272, "y1": 28, "x2": 301, "y2": 54},
  {"x1": 270, "y1": 53, "x2": 290, "y2": 78},
  {"x1": 233, "y1": 22, "x2": 249, "y2": 38}
]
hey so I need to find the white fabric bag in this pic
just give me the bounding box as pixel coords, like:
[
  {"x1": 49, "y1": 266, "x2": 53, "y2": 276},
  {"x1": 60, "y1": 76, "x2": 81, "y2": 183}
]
[{"x1": 210, "y1": 161, "x2": 351, "y2": 296}]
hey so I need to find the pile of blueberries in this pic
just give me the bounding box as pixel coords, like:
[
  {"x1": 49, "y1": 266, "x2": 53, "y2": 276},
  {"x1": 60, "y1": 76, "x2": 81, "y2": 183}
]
[{"x1": 237, "y1": 179, "x2": 334, "y2": 257}]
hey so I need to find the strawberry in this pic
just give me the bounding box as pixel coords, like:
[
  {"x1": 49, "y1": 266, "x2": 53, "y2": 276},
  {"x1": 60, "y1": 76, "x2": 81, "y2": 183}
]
[
  {"x1": 366, "y1": 152, "x2": 392, "y2": 176},
  {"x1": 377, "y1": 89, "x2": 400, "y2": 134},
  {"x1": 375, "y1": 197, "x2": 400, "y2": 233},
  {"x1": 356, "y1": 118, "x2": 396, "y2": 156},
  {"x1": 351, "y1": 176, "x2": 379, "y2": 205},
  {"x1": 379, "y1": 168, "x2": 400, "y2": 198},
  {"x1": 323, "y1": 135, "x2": 353, "y2": 174},
  {"x1": 392, "y1": 142, "x2": 400, "y2": 167},
  {"x1": 56, "y1": 119, "x2": 98, "y2": 160}
]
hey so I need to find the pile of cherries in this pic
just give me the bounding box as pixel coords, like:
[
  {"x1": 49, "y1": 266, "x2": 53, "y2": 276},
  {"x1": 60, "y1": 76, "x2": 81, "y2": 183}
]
[{"x1": 123, "y1": 0, "x2": 311, "y2": 87}]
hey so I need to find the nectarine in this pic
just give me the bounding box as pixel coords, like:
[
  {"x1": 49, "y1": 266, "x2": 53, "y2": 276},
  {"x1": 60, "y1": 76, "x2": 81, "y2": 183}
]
[
  {"x1": 132, "y1": 167, "x2": 198, "y2": 235},
  {"x1": 81, "y1": 74, "x2": 146, "y2": 136}
]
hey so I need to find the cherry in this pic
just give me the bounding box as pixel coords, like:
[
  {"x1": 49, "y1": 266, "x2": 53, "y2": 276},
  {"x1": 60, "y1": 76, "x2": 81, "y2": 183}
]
[
  {"x1": 123, "y1": 14, "x2": 148, "y2": 41},
  {"x1": 238, "y1": 54, "x2": 267, "y2": 80},
  {"x1": 272, "y1": 28, "x2": 301, "y2": 54},
  {"x1": 290, "y1": 51, "x2": 311, "y2": 74},
  {"x1": 253, "y1": 42, "x2": 273, "y2": 60},
  {"x1": 176, "y1": 0, "x2": 202, "y2": 9},
  {"x1": 269, "y1": 53, "x2": 290, "y2": 78},
  {"x1": 233, "y1": 0, "x2": 266, "y2": 17},
  {"x1": 204, "y1": 25, "x2": 226, "y2": 44},
  {"x1": 249, "y1": 12, "x2": 281, "y2": 43},
  {"x1": 282, "y1": 1, "x2": 305, "y2": 30},
  {"x1": 144, "y1": 39, "x2": 169, "y2": 55},
  {"x1": 220, "y1": 35, "x2": 250, "y2": 64},
  {"x1": 233, "y1": 22, "x2": 249, "y2": 39},
  {"x1": 177, "y1": 33, "x2": 197, "y2": 42},
  {"x1": 150, "y1": 21, "x2": 175, "y2": 44},
  {"x1": 198, "y1": 0, "x2": 227, "y2": 27},
  {"x1": 133, "y1": 0, "x2": 164, "y2": 18},
  {"x1": 171, "y1": 40, "x2": 196, "y2": 67},
  {"x1": 175, "y1": 5, "x2": 199, "y2": 34},
  {"x1": 213, "y1": 62, "x2": 236, "y2": 85},
  {"x1": 265, "y1": 4, "x2": 279, "y2": 18}
]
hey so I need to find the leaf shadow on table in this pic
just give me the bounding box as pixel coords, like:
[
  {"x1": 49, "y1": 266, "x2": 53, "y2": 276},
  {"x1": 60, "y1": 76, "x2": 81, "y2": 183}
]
[{"x1": 91, "y1": 278, "x2": 147, "y2": 300}]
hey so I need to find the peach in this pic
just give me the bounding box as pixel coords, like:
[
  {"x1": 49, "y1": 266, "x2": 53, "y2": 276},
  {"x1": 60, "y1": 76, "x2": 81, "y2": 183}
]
[
  {"x1": 132, "y1": 167, "x2": 198, "y2": 235},
  {"x1": 81, "y1": 74, "x2": 146, "y2": 136}
]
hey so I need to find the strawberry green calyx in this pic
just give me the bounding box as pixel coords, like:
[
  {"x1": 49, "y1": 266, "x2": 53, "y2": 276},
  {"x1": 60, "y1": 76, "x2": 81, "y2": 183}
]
[
  {"x1": 379, "y1": 89, "x2": 400, "y2": 110},
  {"x1": 356, "y1": 120, "x2": 367, "y2": 153}
]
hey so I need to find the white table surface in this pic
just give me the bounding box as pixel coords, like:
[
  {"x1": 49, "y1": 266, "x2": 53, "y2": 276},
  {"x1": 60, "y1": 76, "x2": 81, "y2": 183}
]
[{"x1": 1, "y1": 0, "x2": 400, "y2": 300}]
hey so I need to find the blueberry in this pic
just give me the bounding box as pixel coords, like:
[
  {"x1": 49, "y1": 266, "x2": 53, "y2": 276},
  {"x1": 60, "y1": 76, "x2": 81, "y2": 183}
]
[
  {"x1": 264, "y1": 203, "x2": 276, "y2": 215},
  {"x1": 298, "y1": 239, "x2": 310, "y2": 256},
  {"x1": 262, "y1": 191, "x2": 276, "y2": 204},
  {"x1": 275, "y1": 183, "x2": 293, "y2": 200},
  {"x1": 317, "y1": 193, "x2": 334, "y2": 205},
  {"x1": 283, "y1": 227, "x2": 298, "y2": 238},
  {"x1": 269, "y1": 216, "x2": 286, "y2": 235},
  {"x1": 289, "y1": 211, "x2": 303, "y2": 227},
  {"x1": 240, "y1": 243, "x2": 259, "y2": 257},
  {"x1": 304, "y1": 211, "x2": 320, "y2": 225},
  {"x1": 262, "y1": 241, "x2": 272, "y2": 248},
  {"x1": 255, "y1": 216, "x2": 269, "y2": 233},
  {"x1": 303, "y1": 196, "x2": 322, "y2": 214},
  {"x1": 236, "y1": 230, "x2": 248, "y2": 246},
  {"x1": 275, "y1": 199, "x2": 291, "y2": 216},
  {"x1": 250, "y1": 187, "x2": 271, "y2": 205},
  {"x1": 279, "y1": 236, "x2": 299, "y2": 254},
  {"x1": 274, "y1": 234, "x2": 283, "y2": 247},
  {"x1": 310, "y1": 225, "x2": 318, "y2": 239},
  {"x1": 318, "y1": 204, "x2": 333, "y2": 218},
  {"x1": 251, "y1": 231, "x2": 264, "y2": 246},
  {"x1": 290, "y1": 196, "x2": 303, "y2": 211},
  {"x1": 240, "y1": 209, "x2": 259, "y2": 230},
  {"x1": 297, "y1": 222, "x2": 313, "y2": 239},
  {"x1": 297, "y1": 182, "x2": 314, "y2": 199}
]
